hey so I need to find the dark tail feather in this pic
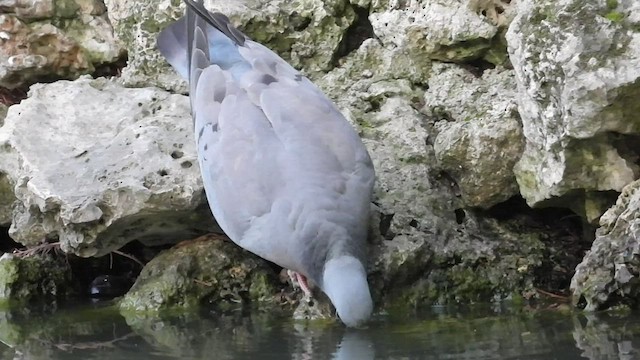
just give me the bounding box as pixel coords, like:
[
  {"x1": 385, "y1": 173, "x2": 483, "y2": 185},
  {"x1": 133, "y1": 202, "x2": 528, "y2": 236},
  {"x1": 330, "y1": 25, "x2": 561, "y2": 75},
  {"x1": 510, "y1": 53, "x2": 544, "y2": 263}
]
[{"x1": 157, "y1": 16, "x2": 190, "y2": 79}]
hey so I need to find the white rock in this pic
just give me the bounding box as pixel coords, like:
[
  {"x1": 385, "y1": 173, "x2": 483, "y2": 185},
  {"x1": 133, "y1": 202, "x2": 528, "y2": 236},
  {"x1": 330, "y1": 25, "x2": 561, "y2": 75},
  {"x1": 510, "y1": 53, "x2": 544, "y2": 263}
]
[
  {"x1": 507, "y1": 0, "x2": 640, "y2": 210},
  {"x1": 0, "y1": 77, "x2": 216, "y2": 257}
]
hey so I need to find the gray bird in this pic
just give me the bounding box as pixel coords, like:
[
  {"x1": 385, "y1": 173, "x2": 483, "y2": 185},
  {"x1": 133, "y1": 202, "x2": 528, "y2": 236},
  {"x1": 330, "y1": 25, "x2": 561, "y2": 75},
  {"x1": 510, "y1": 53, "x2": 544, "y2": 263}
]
[{"x1": 157, "y1": 0, "x2": 375, "y2": 327}]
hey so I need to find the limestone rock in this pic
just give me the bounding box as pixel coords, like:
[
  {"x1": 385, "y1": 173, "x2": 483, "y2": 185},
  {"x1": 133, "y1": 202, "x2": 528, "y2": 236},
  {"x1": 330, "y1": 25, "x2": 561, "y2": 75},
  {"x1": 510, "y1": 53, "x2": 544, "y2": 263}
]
[
  {"x1": 0, "y1": 252, "x2": 71, "y2": 303},
  {"x1": 369, "y1": 0, "x2": 500, "y2": 63},
  {"x1": 105, "y1": 0, "x2": 357, "y2": 91},
  {"x1": 316, "y1": 30, "x2": 547, "y2": 307},
  {"x1": 426, "y1": 63, "x2": 523, "y2": 208},
  {"x1": 0, "y1": 77, "x2": 215, "y2": 257},
  {"x1": 571, "y1": 180, "x2": 640, "y2": 311},
  {"x1": 0, "y1": 1, "x2": 124, "y2": 88},
  {"x1": 507, "y1": 0, "x2": 640, "y2": 212},
  {"x1": 119, "y1": 234, "x2": 281, "y2": 312}
]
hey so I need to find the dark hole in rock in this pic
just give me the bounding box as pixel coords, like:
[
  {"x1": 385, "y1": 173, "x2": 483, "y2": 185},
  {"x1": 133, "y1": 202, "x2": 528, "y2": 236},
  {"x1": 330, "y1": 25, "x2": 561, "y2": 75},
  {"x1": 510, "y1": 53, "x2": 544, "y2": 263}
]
[
  {"x1": 0, "y1": 226, "x2": 21, "y2": 253},
  {"x1": 454, "y1": 208, "x2": 466, "y2": 224},
  {"x1": 0, "y1": 86, "x2": 28, "y2": 106},
  {"x1": 289, "y1": 11, "x2": 312, "y2": 31},
  {"x1": 332, "y1": 5, "x2": 376, "y2": 66},
  {"x1": 484, "y1": 195, "x2": 591, "y2": 295},
  {"x1": 91, "y1": 54, "x2": 128, "y2": 79},
  {"x1": 68, "y1": 241, "x2": 168, "y2": 301},
  {"x1": 181, "y1": 161, "x2": 193, "y2": 168},
  {"x1": 459, "y1": 58, "x2": 496, "y2": 78},
  {"x1": 158, "y1": 169, "x2": 169, "y2": 176},
  {"x1": 496, "y1": 6, "x2": 504, "y2": 14},
  {"x1": 409, "y1": 219, "x2": 419, "y2": 228},
  {"x1": 171, "y1": 150, "x2": 184, "y2": 159},
  {"x1": 379, "y1": 213, "x2": 395, "y2": 240}
]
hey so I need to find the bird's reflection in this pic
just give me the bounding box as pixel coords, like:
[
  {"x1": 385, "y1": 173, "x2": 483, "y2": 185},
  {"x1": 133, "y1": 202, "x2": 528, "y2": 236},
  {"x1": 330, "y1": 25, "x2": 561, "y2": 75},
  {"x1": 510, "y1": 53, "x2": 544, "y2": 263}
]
[
  {"x1": 331, "y1": 331, "x2": 375, "y2": 360},
  {"x1": 2, "y1": 303, "x2": 640, "y2": 359},
  {"x1": 290, "y1": 323, "x2": 375, "y2": 360}
]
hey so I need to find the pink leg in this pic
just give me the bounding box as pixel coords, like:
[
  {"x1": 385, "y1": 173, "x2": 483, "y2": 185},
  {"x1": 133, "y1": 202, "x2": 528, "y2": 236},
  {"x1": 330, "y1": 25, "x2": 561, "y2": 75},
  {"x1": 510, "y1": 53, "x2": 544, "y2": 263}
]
[{"x1": 287, "y1": 270, "x2": 313, "y2": 297}]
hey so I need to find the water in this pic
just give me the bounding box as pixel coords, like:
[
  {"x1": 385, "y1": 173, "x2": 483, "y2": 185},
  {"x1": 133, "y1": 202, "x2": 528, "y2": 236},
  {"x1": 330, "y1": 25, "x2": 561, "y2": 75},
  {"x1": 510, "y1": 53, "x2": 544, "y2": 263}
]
[{"x1": 0, "y1": 301, "x2": 638, "y2": 359}]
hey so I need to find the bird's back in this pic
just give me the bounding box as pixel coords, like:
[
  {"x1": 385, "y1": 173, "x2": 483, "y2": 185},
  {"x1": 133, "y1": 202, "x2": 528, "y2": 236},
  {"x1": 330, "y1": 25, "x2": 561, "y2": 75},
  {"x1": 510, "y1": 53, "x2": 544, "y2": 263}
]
[{"x1": 157, "y1": 0, "x2": 374, "y2": 299}]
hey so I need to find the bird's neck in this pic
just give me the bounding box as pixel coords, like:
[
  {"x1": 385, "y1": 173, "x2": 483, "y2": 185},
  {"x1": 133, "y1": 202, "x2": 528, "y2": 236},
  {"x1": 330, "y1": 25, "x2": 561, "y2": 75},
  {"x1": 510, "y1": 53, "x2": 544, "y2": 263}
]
[{"x1": 322, "y1": 255, "x2": 373, "y2": 327}]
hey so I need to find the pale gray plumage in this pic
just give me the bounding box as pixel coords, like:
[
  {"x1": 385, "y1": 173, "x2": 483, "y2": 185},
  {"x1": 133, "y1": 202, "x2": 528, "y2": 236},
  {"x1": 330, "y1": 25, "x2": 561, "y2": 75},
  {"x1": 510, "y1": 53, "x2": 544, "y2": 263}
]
[{"x1": 157, "y1": 0, "x2": 375, "y2": 327}]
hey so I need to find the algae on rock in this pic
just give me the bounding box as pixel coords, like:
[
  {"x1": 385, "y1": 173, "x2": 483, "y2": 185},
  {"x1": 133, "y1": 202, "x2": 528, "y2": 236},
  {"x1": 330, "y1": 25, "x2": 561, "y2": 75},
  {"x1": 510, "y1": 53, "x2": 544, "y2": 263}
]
[
  {"x1": 0, "y1": 253, "x2": 72, "y2": 304},
  {"x1": 571, "y1": 180, "x2": 640, "y2": 311},
  {"x1": 119, "y1": 234, "x2": 281, "y2": 312},
  {"x1": 507, "y1": 0, "x2": 640, "y2": 216}
]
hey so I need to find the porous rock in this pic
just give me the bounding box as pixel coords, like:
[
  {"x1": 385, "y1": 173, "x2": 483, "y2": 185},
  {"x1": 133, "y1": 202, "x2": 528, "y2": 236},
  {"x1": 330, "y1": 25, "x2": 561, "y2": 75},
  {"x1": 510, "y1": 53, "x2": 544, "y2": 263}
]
[
  {"x1": 571, "y1": 180, "x2": 640, "y2": 311},
  {"x1": 426, "y1": 63, "x2": 523, "y2": 208},
  {"x1": 0, "y1": 76, "x2": 215, "y2": 257},
  {"x1": 104, "y1": 0, "x2": 357, "y2": 91},
  {"x1": 119, "y1": 234, "x2": 281, "y2": 312},
  {"x1": 0, "y1": 0, "x2": 125, "y2": 88},
  {"x1": 507, "y1": 0, "x2": 640, "y2": 215},
  {"x1": 0, "y1": 252, "x2": 72, "y2": 303}
]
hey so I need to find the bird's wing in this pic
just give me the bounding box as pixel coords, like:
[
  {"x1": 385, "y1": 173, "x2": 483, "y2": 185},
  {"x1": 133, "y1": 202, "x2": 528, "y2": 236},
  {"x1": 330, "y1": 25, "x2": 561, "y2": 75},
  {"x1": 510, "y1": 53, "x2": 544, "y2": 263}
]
[{"x1": 157, "y1": 0, "x2": 374, "y2": 268}]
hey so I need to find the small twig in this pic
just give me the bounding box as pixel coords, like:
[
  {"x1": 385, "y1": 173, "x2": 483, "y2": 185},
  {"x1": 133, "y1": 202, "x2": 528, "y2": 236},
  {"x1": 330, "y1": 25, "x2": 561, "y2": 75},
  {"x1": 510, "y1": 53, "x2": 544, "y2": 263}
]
[
  {"x1": 53, "y1": 332, "x2": 137, "y2": 352},
  {"x1": 535, "y1": 288, "x2": 570, "y2": 301},
  {"x1": 111, "y1": 250, "x2": 145, "y2": 268},
  {"x1": 193, "y1": 278, "x2": 214, "y2": 287},
  {"x1": 12, "y1": 242, "x2": 61, "y2": 258}
]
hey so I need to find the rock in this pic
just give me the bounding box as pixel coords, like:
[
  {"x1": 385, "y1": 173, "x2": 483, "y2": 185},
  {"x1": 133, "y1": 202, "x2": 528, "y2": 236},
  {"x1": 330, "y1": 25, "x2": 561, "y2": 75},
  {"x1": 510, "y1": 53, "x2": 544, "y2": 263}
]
[
  {"x1": 104, "y1": 0, "x2": 358, "y2": 91},
  {"x1": 0, "y1": 252, "x2": 71, "y2": 303},
  {"x1": 571, "y1": 180, "x2": 640, "y2": 311},
  {"x1": 0, "y1": 102, "x2": 12, "y2": 225},
  {"x1": 316, "y1": 26, "x2": 550, "y2": 307},
  {"x1": 0, "y1": 76, "x2": 216, "y2": 257},
  {"x1": 426, "y1": 63, "x2": 523, "y2": 208},
  {"x1": 0, "y1": 1, "x2": 125, "y2": 88},
  {"x1": 506, "y1": 0, "x2": 640, "y2": 213},
  {"x1": 119, "y1": 234, "x2": 281, "y2": 312},
  {"x1": 369, "y1": 0, "x2": 504, "y2": 64}
]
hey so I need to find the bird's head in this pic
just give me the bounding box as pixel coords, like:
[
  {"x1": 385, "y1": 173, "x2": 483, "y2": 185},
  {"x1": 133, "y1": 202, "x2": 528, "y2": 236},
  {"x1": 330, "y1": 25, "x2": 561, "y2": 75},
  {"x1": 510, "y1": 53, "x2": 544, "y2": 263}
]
[{"x1": 322, "y1": 255, "x2": 373, "y2": 327}]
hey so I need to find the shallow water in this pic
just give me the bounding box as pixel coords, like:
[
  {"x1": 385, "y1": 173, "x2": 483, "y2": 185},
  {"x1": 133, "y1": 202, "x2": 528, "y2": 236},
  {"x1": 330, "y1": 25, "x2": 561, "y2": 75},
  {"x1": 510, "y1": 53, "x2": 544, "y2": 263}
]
[{"x1": 0, "y1": 301, "x2": 638, "y2": 360}]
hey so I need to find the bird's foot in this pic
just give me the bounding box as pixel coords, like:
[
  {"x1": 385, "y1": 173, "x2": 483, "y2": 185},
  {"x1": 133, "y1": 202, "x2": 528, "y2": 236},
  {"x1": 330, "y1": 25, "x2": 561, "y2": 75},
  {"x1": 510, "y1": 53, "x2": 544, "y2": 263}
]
[{"x1": 287, "y1": 270, "x2": 313, "y2": 297}]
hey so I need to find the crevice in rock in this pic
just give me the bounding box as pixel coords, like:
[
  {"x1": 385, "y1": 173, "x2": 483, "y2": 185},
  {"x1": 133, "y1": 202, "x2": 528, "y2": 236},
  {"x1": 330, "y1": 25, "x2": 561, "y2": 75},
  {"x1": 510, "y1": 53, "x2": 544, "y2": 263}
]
[
  {"x1": 379, "y1": 213, "x2": 395, "y2": 240},
  {"x1": 458, "y1": 58, "x2": 496, "y2": 78},
  {"x1": 68, "y1": 240, "x2": 154, "y2": 300},
  {"x1": 610, "y1": 132, "x2": 640, "y2": 169},
  {"x1": 92, "y1": 53, "x2": 128, "y2": 79},
  {"x1": 0, "y1": 226, "x2": 21, "y2": 253},
  {"x1": 331, "y1": 5, "x2": 375, "y2": 67},
  {"x1": 0, "y1": 86, "x2": 28, "y2": 106},
  {"x1": 484, "y1": 195, "x2": 592, "y2": 295}
]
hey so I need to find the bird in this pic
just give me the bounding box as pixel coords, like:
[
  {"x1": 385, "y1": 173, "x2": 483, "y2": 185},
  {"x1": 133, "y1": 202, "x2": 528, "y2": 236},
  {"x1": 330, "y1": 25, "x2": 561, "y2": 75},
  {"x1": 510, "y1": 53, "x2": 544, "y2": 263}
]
[{"x1": 157, "y1": 0, "x2": 375, "y2": 327}]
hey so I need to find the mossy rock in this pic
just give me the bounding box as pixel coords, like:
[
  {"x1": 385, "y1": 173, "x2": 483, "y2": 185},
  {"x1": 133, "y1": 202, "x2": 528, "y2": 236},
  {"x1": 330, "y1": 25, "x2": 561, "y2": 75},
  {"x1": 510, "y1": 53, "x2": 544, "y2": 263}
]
[
  {"x1": 0, "y1": 252, "x2": 72, "y2": 304},
  {"x1": 119, "y1": 234, "x2": 282, "y2": 313}
]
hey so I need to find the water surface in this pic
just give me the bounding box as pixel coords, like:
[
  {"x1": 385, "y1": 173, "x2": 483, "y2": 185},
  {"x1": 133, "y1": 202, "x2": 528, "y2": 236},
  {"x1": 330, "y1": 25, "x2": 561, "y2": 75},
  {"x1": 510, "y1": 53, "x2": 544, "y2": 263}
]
[{"x1": 0, "y1": 302, "x2": 638, "y2": 359}]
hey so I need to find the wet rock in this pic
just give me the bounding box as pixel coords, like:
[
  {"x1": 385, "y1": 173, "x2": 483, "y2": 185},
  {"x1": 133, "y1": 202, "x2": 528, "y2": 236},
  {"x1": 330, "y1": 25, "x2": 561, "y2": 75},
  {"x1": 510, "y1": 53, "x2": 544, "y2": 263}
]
[
  {"x1": 0, "y1": 252, "x2": 71, "y2": 303},
  {"x1": 0, "y1": 1, "x2": 124, "y2": 88},
  {"x1": 104, "y1": 0, "x2": 357, "y2": 91},
  {"x1": 426, "y1": 63, "x2": 523, "y2": 208},
  {"x1": 0, "y1": 77, "x2": 215, "y2": 257},
  {"x1": 571, "y1": 180, "x2": 640, "y2": 311},
  {"x1": 506, "y1": 0, "x2": 640, "y2": 213},
  {"x1": 119, "y1": 234, "x2": 281, "y2": 312}
]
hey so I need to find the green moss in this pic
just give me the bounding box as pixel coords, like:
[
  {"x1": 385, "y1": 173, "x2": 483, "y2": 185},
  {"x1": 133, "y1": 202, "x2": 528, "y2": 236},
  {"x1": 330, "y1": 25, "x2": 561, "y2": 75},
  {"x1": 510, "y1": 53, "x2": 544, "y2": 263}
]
[
  {"x1": 54, "y1": 0, "x2": 81, "y2": 18},
  {"x1": 606, "y1": 0, "x2": 619, "y2": 10},
  {"x1": 605, "y1": 11, "x2": 625, "y2": 23}
]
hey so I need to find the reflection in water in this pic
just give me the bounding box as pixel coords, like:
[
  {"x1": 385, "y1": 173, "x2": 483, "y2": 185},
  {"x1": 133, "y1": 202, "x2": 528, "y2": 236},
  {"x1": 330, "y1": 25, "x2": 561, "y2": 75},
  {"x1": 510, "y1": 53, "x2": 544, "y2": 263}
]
[{"x1": 0, "y1": 302, "x2": 638, "y2": 359}]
